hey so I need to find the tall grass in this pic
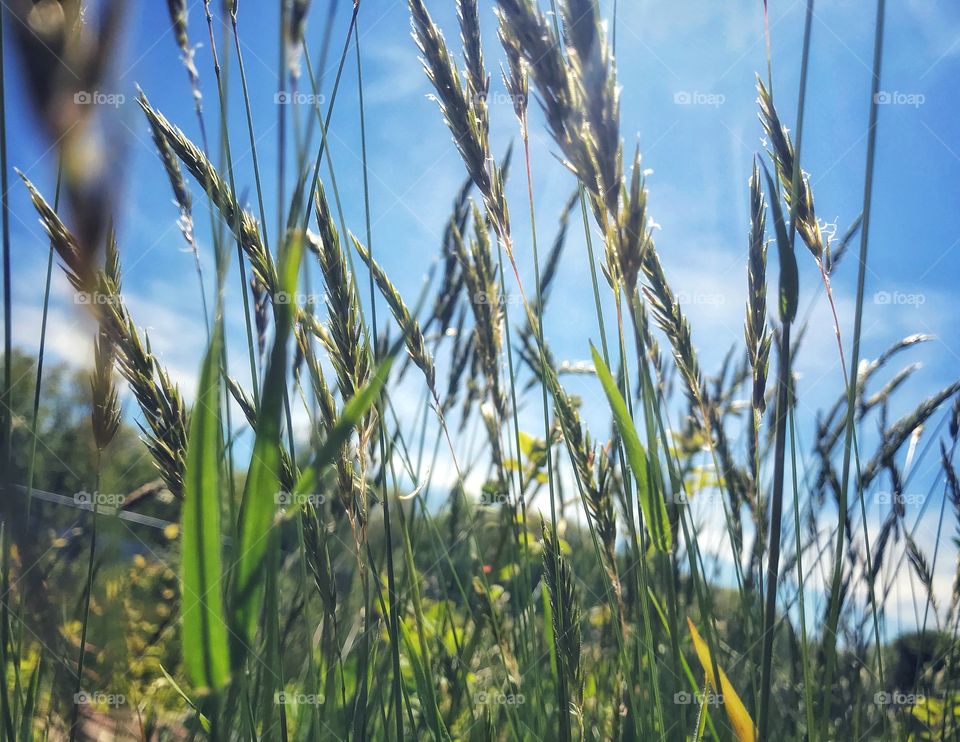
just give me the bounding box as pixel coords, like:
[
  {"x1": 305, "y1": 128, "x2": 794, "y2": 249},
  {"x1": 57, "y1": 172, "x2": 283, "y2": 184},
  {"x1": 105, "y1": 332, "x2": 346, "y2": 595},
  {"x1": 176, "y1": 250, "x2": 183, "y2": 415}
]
[{"x1": 1, "y1": 0, "x2": 957, "y2": 740}]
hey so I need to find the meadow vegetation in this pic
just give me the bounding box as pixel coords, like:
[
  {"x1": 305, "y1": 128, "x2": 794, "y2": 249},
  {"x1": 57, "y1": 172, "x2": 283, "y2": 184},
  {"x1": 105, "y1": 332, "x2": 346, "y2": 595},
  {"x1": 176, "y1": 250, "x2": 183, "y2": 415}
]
[{"x1": 1, "y1": 0, "x2": 958, "y2": 739}]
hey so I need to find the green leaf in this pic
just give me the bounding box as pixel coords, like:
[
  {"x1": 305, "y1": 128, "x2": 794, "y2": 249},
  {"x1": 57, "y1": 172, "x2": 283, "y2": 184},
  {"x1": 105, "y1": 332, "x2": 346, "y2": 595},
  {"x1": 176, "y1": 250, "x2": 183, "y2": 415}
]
[
  {"x1": 281, "y1": 353, "x2": 393, "y2": 521},
  {"x1": 18, "y1": 656, "x2": 42, "y2": 742},
  {"x1": 399, "y1": 620, "x2": 451, "y2": 741},
  {"x1": 181, "y1": 318, "x2": 231, "y2": 693},
  {"x1": 159, "y1": 664, "x2": 212, "y2": 733},
  {"x1": 313, "y1": 353, "x2": 394, "y2": 469},
  {"x1": 232, "y1": 235, "x2": 303, "y2": 657},
  {"x1": 591, "y1": 344, "x2": 672, "y2": 551},
  {"x1": 760, "y1": 160, "x2": 798, "y2": 324}
]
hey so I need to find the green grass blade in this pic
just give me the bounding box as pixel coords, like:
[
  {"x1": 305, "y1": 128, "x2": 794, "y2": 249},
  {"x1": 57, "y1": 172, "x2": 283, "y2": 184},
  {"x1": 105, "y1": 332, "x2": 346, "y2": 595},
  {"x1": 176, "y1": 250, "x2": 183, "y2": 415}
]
[
  {"x1": 17, "y1": 656, "x2": 40, "y2": 742},
  {"x1": 821, "y1": 1, "x2": 887, "y2": 736},
  {"x1": 181, "y1": 318, "x2": 231, "y2": 693},
  {"x1": 159, "y1": 663, "x2": 212, "y2": 733},
  {"x1": 590, "y1": 343, "x2": 671, "y2": 551},
  {"x1": 232, "y1": 235, "x2": 303, "y2": 654},
  {"x1": 399, "y1": 620, "x2": 450, "y2": 741},
  {"x1": 312, "y1": 353, "x2": 394, "y2": 473}
]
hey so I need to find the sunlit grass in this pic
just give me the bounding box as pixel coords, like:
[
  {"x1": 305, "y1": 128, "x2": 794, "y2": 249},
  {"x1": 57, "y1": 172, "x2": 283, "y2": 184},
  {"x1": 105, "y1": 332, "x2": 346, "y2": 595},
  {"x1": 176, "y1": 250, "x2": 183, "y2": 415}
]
[{"x1": 2, "y1": 0, "x2": 959, "y2": 740}]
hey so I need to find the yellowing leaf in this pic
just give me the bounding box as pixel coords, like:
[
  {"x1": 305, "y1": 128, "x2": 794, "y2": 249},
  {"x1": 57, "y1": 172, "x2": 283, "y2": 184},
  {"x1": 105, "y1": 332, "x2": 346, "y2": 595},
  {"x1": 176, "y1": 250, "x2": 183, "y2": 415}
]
[
  {"x1": 687, "y1": 617, "x2": 756, "y2": 742},
  {"x1": 518, "y1": 431, "x2": 536, "y2": 457}
]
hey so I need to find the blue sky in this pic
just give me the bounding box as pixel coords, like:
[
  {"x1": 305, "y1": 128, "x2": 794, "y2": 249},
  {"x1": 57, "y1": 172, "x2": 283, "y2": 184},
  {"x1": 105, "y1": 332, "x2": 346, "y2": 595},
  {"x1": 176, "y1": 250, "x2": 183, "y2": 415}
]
[
  {"x1": 5, "y1": 1, "x2": 960, "y2": 629},
  {"x1": 7, "y1": 1, "x2": 960, "y2": 408}
]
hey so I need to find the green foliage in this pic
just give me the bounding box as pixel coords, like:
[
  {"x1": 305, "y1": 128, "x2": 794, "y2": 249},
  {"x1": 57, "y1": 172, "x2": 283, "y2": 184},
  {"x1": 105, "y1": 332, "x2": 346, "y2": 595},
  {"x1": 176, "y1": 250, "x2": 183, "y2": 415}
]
[
  {"x1": 5, "y1": 1, "x2": 958, "y2": 741},
  {"x1": 181, "y1": 320, "x2": 230, "y2": 693}
]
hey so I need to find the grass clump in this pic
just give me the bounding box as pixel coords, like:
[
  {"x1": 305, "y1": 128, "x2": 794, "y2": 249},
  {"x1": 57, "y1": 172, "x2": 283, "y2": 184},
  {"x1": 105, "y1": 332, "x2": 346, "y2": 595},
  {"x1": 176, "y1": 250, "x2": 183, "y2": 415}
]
[{"x1": 3, "y1": 1, "x2": 959, "y2": 741}]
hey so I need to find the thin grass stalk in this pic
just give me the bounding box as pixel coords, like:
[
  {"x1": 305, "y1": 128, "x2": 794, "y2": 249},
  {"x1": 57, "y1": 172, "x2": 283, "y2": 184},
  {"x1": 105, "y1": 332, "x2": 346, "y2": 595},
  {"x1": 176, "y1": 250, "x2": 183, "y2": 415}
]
[
  {"x1": 788, "y1": 408, "x2": 816, "y2": 737},
  {"x1": 473, "y1": 141, "x2": 538, "y2": 676},
  {"x1": 217, "y1": 39, "x2": 282, "y2": 728},
  {"x1": 231, "y1": 10, "x2": 271, "y2": 258},
  {"x1": 625, "y1": 295, "x2": 688, "y2": 727},
  {"x1": 820, "y1": 3, "x2": 887, "y2": 736},
  {"x1": 485, "y1": 29, "x2": 538, "y2": 645},
  {"x1": 517, "y1": 96, "x2": 560, "y2": 654},
  {"x1": 250, "y1": 5, "x2": 322, "y2": 728},
  {"x1": 409, "y1": 1, "x2": 575, "y2": 726},
  {"x1": 757, "y1": 2, "x2": 814, "y2": 735},
  {"x1": 69, "y1": 453, "x2": 99, "y2": 742},
  {"x1": 299, "y1": 5, "x2": 359, "y2": 235},
  {"x1": 202, "y1": 5, "x2": 274, "y2": 731},
  {"x1": 293, "y1": 32, "x2": 343, "y2": 457},
  {"x1": 72, "y1": 321, "x2": 121, "y2": 741},
  {"x1": 757, "y1": 0, "x2": 778, "y2": 636},
  {"x1": 300, "y1": 4, "x2": 338, "y2": 161},
  {"x1": 626, "y1": 296, "x2": 736, "y2": 735},
  {"x1": 203, "y1": 4, "x2": 260, "y2": 410},
  {"x1": 539, "y1": 3, "x2": 611, "y2": 376},
  {"x1": 490, "y1": 241, "x2": 535, "y2": 629},
  {"x1": 606, "y1": 214, "x2": 669, "y2": 733},
  {"x1": 16, "y1": 163, "x2": 61, "y2": 680},
  {"x1": 758, "y1": 319, "x2": 792, "y2": 738},
  {"x1": 513, "y1": 112, "x2": 556, "y2": 702},
  {"x1": 277, "y1": 0, "x2": 288, "y2": 263},
  {"x1": 304, "y1": 17, "x2": 401, "y2": 733},
  {"x1": 353, "y1": 25, "x2": 405, "y2": 741},
  {"x1": 614, "y1": 315, "x2": 668, "y2": 735},
  {"x1": 163, "y1": 2, "x2": 245, "y2": 606},
  {"x1": 165, "y1": 0, "x2": 213, "y2": 330},
  {"x1": 837, "y1": 293, "x2": 887, "y2": 731},
  {"x1": 745, "y1": 163, "x2": 771, "y2": 717},
  {"x1": 411, "y1": 2, "x2": 652, "y2": 730}
]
